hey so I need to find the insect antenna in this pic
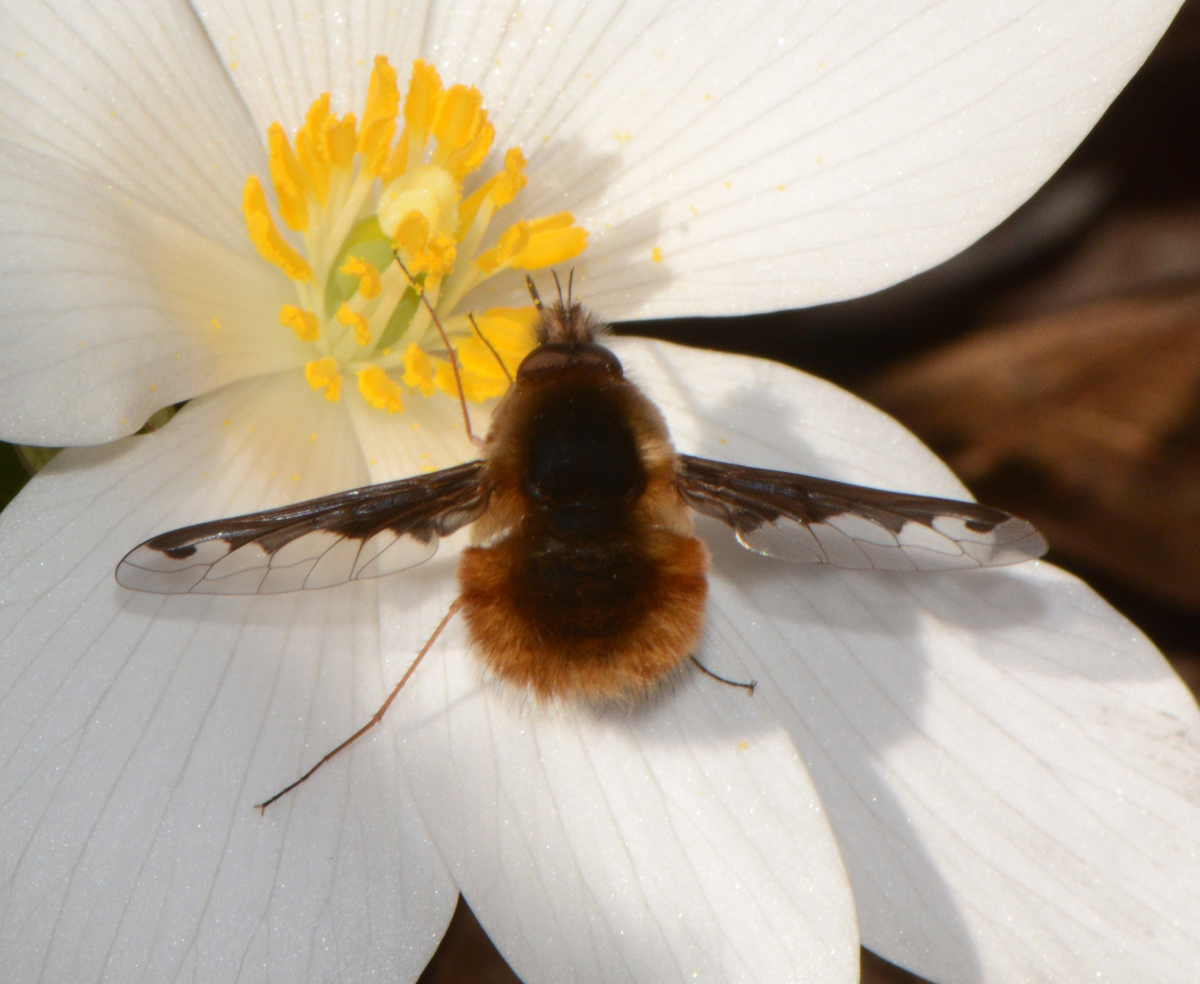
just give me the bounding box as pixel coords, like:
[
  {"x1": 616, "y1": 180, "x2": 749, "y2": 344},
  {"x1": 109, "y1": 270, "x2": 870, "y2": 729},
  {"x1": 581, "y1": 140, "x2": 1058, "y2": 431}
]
[
  {"x1": 525, "y1": 274, "x2": 544, "y2": 311},
  {"x1": 393, "y1": 254, "x2": 482, "y2": 448},
  {"x1": 255, "y1": 598, "x2": 464, "y2": 813},
  {"x1": 567, "y1": 268, "x2": 575, "y2": 307},
  {"x1": 468, "y1": 312, "x2": 513, "y2": 384},
  {"x1": 552, "y1": 269, "x2": 565, "y2": 307},
  {"x1": 689, "y1": 655, "x2": 756, "y2": 696}
]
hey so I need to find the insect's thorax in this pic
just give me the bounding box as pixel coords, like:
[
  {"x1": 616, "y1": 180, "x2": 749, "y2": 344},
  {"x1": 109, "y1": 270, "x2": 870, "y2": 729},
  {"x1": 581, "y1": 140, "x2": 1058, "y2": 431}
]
[{"x1": 474, "y1": 357, "x2": 686, "y2": 544}]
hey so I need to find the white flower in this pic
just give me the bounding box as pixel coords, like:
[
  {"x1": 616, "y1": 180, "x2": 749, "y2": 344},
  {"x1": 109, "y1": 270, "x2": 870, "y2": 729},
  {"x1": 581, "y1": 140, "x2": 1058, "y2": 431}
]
[{"x1": 1, "y1": 3, "x2": 1198, "y2": 984}]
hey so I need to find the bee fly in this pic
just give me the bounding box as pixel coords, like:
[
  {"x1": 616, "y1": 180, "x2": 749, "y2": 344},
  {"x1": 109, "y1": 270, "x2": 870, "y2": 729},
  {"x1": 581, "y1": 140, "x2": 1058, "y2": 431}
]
[{"x1": 117, "y1": 277, "x2": 1047, "y2": 807}]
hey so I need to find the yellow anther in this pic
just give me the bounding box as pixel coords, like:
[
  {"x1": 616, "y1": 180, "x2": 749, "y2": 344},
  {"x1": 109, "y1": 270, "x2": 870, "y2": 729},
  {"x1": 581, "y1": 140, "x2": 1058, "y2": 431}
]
[
  {"x1": 380, "y1": 137, "x2": 409, "y2": 185},
  {"x1": 323, "y1": 111, "x2": 357, "y2": 168},
  {"x1": 402, "y1": 342, "x2": 436, "y2": 395},
  {"x1": 457, "y1": 148, "x2": 526, "y2": 240},
  {"x1": 458, "y1": 146, "x2": 526, "y2": 238},
  {"x1": 267, "y1": 122, "x2": 308, "y2": 231},
  {"x1": 339, "y1": 256, "x2": 381, "y2": 299},
  {"x1": 394, "y1": 209, "x2": 456, "y2": 276},
  {"x1": 336, "y1": 302, "x2": 372, "y2": 346},
  {"x1": 405, "y1": 60, "x2": 444, "y2": 149},
  {"x1": 296, "y1": 93, "x2": 332, "y2": 204},
  {"x1": 280, "y1": 304, "x2": 320, "y2": 341},
  {"x1": 493, "y1": 147, "x2": 528, "y2": 207},
  {"x1": 414, "y1": 234, "x2": 457, "y2": 277},
  {"x1": 395, "y1": 210, "x2": 430, "y2": 255},
  {"x1": 242, "y1": 176, "x2": 313, "y2": 282},
  {"x1": 446, "y1": 120, "x2": 494, "y2": 179},
  {"x1": 357, "y1": 365, "x2": 404, "y2": 413},
  {"x1": 305, "y1": 357, "x2": 342, "y2": 401},
  {"x1": 359, "y1": 55, "x2": 400, "y2": 175},
  {"x1": 475, "y1": 221, "x2": 528, "y2": 273},
  {"x1": 433, "y1": 85, "x2": 485, "y2": 155},
  {"x1": 508, "y1": 213, "x2": 588, "y2": 271}
]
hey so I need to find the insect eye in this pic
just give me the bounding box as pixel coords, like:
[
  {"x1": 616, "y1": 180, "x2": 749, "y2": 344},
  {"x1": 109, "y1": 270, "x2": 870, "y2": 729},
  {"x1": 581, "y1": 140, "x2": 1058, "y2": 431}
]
[{"x1": 516, "y1": 343, "x2": 623, "y2": 378}]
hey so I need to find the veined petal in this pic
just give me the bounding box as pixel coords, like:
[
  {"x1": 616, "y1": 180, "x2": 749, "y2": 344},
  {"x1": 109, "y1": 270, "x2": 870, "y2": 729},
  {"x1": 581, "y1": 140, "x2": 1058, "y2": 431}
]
[
  {"x1": 0, "y1": 371, "x2": 455, "y2": 982},
  {"x1": 342, "y1": 382, "x2": 478, "y2": 483},
  {"x1": 389, "y1": 586, "x2": 859, "y2": 984},
  {"x1": 0, "y1": 145, "x2": 306, "y2": 446},
  {"x1": 192, "y1": 0, "x2": 427, "y2": 135},
  {"x1": 622, "y1": 338, "x2": 1200, "y2": 984},
  {"x1": 0, "y1": 0, "x2": 262, "y2": 253},
  {"x1": 423, "y1": 0, "x2": 1177, "y2": 318}
]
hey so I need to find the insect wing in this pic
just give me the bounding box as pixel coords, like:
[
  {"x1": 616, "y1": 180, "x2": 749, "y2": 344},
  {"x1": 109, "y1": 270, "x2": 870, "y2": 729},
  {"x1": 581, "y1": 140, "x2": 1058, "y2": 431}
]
[
  {"x1": 677, "y1": 454, "x2": 1046, "y2": 572},
  {"x1": 116, "y1": 461, "x2": 489, "y2": 594}
]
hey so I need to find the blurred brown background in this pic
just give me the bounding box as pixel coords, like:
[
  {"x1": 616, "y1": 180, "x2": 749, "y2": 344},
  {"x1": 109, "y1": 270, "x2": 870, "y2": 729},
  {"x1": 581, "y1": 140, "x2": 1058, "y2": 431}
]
[{"x1": 2, "y1": 7, "x2": 1197, "y2": 983}]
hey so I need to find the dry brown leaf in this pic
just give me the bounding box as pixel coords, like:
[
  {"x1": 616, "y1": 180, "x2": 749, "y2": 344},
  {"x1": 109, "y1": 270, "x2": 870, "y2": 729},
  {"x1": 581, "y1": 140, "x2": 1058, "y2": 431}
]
[{"x1": 865, "y1": 288, "x2": 1200, "y2": 611}]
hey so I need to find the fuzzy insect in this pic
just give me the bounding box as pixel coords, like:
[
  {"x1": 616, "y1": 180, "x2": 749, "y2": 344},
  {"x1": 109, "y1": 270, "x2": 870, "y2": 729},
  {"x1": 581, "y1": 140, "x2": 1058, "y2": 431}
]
[{"x1": 117, "y1": 281, "x2": 1046, "y2": 804}]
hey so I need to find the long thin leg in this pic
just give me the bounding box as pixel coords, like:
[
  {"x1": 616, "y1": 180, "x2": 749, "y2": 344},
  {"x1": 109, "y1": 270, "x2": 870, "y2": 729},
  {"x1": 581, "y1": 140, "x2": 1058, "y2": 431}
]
[
  {"x1": 393, "y1": 256, "x2": 481, "y2": 447},
  {"x1": 256, "y1": 598, "x2": 465, "y2": 813},
  {"x1": 468, "y1": 312, "x2": 513, "y2": 383},
  {"x1": 690, "y1": 655, "x2": 756, "y2": 695}
]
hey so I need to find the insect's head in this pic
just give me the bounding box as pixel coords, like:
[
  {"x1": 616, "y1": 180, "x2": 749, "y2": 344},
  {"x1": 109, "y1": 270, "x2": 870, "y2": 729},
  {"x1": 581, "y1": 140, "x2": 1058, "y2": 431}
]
[{"x1": 520, "y1": 272, "x2": 621, "y2": 379}]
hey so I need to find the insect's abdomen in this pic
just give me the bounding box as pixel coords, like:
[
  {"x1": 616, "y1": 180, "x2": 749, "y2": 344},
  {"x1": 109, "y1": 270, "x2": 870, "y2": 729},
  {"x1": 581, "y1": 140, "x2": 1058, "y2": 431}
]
[{"x1": 458, "y1": 529, "x2": 707, "y2": 702}]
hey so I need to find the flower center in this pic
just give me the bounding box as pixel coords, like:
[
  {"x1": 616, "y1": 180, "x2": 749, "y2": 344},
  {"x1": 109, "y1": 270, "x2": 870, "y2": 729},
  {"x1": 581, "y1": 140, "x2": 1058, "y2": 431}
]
[{"x1": 242, "y1": 57, "x2": 588, "y2": 413}]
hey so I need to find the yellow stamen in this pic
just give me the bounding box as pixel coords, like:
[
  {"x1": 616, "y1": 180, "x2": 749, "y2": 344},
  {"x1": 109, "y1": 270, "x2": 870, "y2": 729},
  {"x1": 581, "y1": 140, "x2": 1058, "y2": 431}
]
[
  {"x1": 395, "y1": 210, "x2": 430, "y2": 254},
  {"x1": 446, "y1": 120, "x2": 494, "y2": 179},
  {"x1": 359, "y1": 55, "x2": 400, "y2": 175},
  {"x1": 339, "y1": 256, "x2": 381, "y2": 299},
  {"x1": 357, "y1": 365, "x2": 404, "y2": 412},
  {"x1": 324, "y1": 111, "x2": 358, "y2": 168},
  {"x1": 280, "y1": 304, "x2": 320, "y2": 341},
  {"x1": 433, "y1": 84, "x2": 485, "y2": 156},
  {"x1": 458, "y1": 147, "x2": 527, "y2": 239},
  {"x1": 404, "y1": 60, "x2": 444, "y2": 153},
  {"x1": 336, "y1": 303, "x2": 372, "y2": 346},
  {"x1": 242, "y1": 176, "x2": 313, "y2": 281},
  {"x1": 402, "y1": 342, "x2": 436, "y2": 395},
  {"x1": 379, "y1": 136, "x2": 409, "y2": 185},
  {"x1": 477, "y1": 212, "x2": 587, "y2": 272},
  {"x1": 296, "y1": 94, "x2": 332, "y2": 204},
  {"x1": 393, "y1": 208, "x2": 457, "y2": 277},
  {"x1": 267, "y1": 122, "x2": 308, "y2": 231},
  {"x1": 305, "y1": 357, "x2": 342, "y2": 401}
]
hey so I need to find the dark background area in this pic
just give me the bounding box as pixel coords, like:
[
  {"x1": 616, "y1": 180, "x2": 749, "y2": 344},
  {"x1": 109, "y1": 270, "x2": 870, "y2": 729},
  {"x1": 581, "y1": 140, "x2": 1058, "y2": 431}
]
[{"x1": 3, "y1": 8, "x2": 1199, "y2": 982}]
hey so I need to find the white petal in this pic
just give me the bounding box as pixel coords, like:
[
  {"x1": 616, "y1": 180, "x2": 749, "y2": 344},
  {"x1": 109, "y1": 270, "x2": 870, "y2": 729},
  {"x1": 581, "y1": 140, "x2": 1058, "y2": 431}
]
[
  {"x1": 0, "y1": 0, "x2": 262, "y2": 252},
  {"x1": 624, "y1": 338, "x2": 1200, "y2": 983},
  {"x1": 423, "y1": 0, "x2": 1176, "y2": 317},
  {"x1": 385, "y1": 578, "x2": 859, "y2": 984},
  {"x1": 191, "y1": 0, "x2": 428, "y2": 135},
  {"x1": 0, "y1": 144, "x2": 305, "y2": 446},
  {"x1": 343, "y1": 385, "x2": 482, "y2": 483},
  {"x1": 0, "y1": 372, "x2": 455, "y2": 982}
]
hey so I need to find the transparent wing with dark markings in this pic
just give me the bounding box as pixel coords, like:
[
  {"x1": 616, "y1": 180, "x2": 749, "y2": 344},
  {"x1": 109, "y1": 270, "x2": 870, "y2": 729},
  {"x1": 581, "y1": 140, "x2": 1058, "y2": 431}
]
[
  {"x1": 117, "y1": 461, "x2": 489, "y2": 594},
  {"x1": 677, "y1": 454, "x2": 1046, "y2": 572}
]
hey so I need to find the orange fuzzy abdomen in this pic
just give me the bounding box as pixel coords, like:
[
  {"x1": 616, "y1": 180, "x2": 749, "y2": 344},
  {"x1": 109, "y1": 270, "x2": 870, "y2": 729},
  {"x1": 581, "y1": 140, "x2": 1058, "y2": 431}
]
[{"x1": 458, "y1": 528, "x2": 709, "y2": 702}]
